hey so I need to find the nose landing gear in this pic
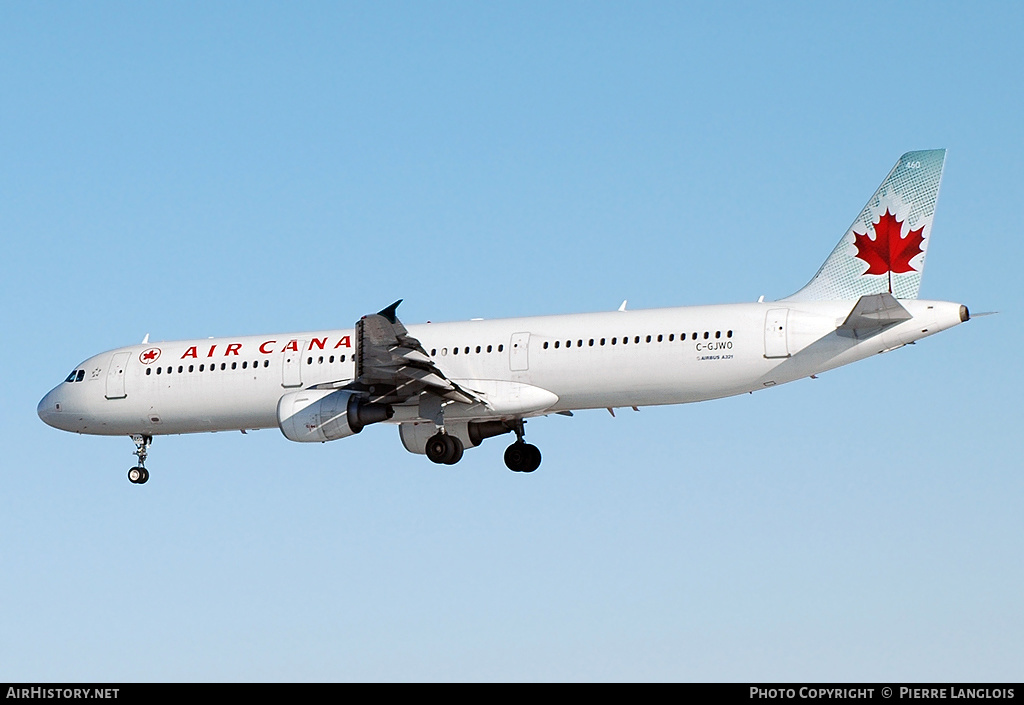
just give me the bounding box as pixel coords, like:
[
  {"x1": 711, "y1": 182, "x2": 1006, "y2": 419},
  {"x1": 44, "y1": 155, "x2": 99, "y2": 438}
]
[{"x1": 128, "y1": 434, "x2": 152, "y2": 484}]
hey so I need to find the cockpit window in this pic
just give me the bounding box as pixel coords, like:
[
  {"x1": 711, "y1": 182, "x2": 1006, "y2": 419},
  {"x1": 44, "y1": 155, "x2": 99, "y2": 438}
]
[
  {"x1": 76, "y1": 369, "x2": 85, "y2": 382},
  {"x1": 65, "y1": 371, "x2": 77, "y2": 383}
]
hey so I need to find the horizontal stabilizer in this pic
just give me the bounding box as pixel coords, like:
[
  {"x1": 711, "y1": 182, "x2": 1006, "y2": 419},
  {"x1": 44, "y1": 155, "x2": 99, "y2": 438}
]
[{"x1": 838, "y1": 293, "x2": 911, "y2": 336}]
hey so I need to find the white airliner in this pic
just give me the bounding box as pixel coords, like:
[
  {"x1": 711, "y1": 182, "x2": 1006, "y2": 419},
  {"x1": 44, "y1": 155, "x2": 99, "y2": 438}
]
[{"x1": 39, "y1": 150, "x2": 971, "y2": 483}]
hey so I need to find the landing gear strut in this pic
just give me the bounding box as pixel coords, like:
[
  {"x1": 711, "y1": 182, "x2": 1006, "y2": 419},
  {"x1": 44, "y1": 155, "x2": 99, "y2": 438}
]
[
  {"x1": 128, "y1": 434, "x2": 152, "y2": 484},
  {"x1": 425, "y1": 432, "x2": 464, "y2": 465},
  {"x1": 504, "y1": 421, "x2": 541, "y2": 473}
]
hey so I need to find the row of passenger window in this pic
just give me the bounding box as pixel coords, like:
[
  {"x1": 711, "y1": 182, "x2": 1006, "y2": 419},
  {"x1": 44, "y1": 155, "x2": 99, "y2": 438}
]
[
  {"x1": 307, "y1": 355, "x2": 348, "y2": 365},
  {"x1": 146, "y1": 360, "x2": 272, "y2": 375},
  {"x1": 543, "y1": 330, "x2": 734, "y2": 350},
  {"x1": 430, "y1": 344, "x2": 505, "y2": 357},
  {"x1": 143, "y1": 329, "x2": 734, "y2": 376},
  {"x1": 422, "y1": 329, "x2": 736, "y2": 358}
]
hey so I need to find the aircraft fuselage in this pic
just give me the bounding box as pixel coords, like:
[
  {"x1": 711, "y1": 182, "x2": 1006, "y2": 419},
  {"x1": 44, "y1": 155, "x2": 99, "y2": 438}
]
[{"x1": 38, "y1": 299, "x2": 967, "y2": 438}]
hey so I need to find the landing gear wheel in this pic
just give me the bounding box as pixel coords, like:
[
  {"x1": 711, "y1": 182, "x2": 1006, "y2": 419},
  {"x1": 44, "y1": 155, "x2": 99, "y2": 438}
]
[
  {"x1": 444, "y1": 436, "x2": 464, "y2": 465},
  {"x1": 425, "y1": 433, "x2": 464, "y2": 465},
  {"x1": 504, "y1": 441, "x2": 541, "y2": 473},
  {"x1": 128, "y1": 466, "x2": 149, "y2": 484},
  {"x1": 128, "y1": 435, "x2": 153, "y2": 484}
]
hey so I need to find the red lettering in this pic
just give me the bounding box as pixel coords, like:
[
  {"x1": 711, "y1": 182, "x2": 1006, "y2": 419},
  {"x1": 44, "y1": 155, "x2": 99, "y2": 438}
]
[
  {"x1": 282, "y1": 340, "x2": 300, "y2": 352},
  {"x1": 259, "y1": 340, "x2": 276, "y2": 354},
  {"x1": 225, "y1": 343, "x2": 242, "y2": 356},
  {"x1": 334, "y1": 335, "x2": 352, "y2": 349},
  {"x1": 181, "y1": 346, "x2": 198, "y2": 359},
  {"x1": 207, "y1": 345, "x2": 217, "y2": 358},
  {"x1": 309, "y1": 338, "x2": 326, "y2": 350}
]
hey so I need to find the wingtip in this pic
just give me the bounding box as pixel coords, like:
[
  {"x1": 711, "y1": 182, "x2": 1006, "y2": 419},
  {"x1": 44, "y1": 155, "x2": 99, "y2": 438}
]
[{"x1": 377, "y1": 299, "x2": 404, "y2": 324}]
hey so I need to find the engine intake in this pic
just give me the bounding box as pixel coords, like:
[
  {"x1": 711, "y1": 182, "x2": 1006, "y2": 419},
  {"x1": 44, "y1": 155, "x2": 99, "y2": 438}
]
[{"x1": 278, "y1": 389, "x2": 393, "y2": 443}]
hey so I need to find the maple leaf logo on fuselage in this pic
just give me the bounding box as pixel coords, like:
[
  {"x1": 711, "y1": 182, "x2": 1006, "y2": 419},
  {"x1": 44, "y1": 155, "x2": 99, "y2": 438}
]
[{"x1": 852, "y1": 209, "x2": 925, "y2": 293}]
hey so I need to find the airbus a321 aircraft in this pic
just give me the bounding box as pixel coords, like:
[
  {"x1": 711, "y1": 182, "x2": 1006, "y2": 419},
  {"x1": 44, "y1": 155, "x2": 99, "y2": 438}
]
[{"x1": 39, "y1": 150, "x2": 971, "y2": 483}]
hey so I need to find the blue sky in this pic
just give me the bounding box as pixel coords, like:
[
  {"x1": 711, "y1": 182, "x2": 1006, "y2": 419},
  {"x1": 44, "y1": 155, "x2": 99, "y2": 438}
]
[{"x1": 2, "y1": 1, "x2": 1021, "y2": 682}]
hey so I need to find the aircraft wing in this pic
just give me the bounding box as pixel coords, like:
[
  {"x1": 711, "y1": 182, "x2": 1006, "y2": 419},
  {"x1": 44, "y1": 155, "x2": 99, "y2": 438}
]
[{"x1": 321, "y1": 300, "x2": 483, "y2": 406}]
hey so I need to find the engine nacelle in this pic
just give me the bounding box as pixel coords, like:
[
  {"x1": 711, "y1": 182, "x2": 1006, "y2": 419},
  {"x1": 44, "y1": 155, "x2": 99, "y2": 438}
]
[{"x1": 278, "y1": 389, "x2": 393, "y2": 443}]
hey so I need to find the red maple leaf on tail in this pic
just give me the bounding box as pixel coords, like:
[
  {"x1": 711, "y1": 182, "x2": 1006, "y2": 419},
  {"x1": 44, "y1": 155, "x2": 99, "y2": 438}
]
[{"x1": 853, "y1": 209, "x2": 925, "y2": 292}]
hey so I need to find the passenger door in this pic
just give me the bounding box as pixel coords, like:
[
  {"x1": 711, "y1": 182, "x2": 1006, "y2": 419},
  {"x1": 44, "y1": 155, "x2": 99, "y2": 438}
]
[
  {"x1": 105, "y1": 352, "x2": 131, "y2": 399},
  {"x1": 763, "y1": 309, "x2": 790, "y2": 358}
]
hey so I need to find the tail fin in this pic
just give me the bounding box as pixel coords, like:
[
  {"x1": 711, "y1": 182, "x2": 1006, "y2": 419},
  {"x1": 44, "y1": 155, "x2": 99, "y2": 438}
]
[{"x1": 784, "y1": 149, "x2": 946, "y2": 301}]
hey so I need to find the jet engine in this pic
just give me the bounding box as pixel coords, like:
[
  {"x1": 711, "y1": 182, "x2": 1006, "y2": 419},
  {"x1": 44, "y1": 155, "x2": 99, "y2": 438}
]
[{"x1": 277, "y1": 389, "x2": 393, "y2": 443}]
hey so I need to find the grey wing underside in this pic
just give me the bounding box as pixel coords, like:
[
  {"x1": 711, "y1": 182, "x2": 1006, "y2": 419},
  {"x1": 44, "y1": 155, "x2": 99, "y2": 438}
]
[{"x1": 312, "y1": 300, "x2": 483, "y2": 407}]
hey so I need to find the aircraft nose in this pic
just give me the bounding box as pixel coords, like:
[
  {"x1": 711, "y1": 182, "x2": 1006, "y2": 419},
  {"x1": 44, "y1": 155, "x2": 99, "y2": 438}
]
[{"x1": 37, "y1": 387, "x2": 63, "y2": 429}]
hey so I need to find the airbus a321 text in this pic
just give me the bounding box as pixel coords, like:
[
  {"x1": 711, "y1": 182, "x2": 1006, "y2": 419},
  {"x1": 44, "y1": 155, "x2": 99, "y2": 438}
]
[{"x1": 39, "y1": 150, "x2": 972, "y2": 483}]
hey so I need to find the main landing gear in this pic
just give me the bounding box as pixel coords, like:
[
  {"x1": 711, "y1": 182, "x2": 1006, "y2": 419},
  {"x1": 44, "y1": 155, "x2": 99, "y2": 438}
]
[
  {"x1": 424, "y1": 420, "x2": 542, "y2": 473},
  {"x1": 425, "y1": 431, "x2": 464, "y2": 465},
  {"x1": 128, "y1": 434, "x2": 152, "y2": 484},
  {"x1": 504, "y1": 441, "x2": 541, "y2": 473},
  {"x1": 503, "y1": 420, "x2": 541, "y2": 473}
]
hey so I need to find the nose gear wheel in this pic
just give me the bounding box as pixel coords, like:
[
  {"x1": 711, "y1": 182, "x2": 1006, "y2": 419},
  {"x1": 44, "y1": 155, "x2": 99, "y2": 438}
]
[{"x1": 128, "y1": 435, "x2": 152, "y2": 484}]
